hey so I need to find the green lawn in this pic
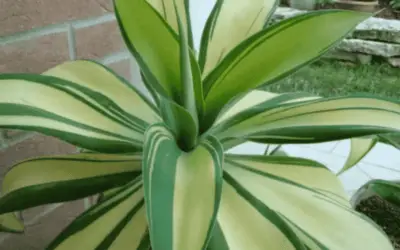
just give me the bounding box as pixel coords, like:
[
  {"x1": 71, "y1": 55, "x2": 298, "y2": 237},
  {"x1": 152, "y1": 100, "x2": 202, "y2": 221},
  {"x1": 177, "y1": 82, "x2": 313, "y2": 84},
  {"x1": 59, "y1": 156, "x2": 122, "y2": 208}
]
[{"x1": 264, "y1": 61, "x2": 400, "y2": 99}]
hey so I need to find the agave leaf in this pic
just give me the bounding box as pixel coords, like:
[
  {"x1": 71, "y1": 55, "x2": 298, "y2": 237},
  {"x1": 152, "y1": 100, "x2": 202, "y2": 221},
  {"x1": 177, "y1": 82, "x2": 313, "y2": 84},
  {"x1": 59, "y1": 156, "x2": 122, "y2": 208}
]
[
  {"x1": 175, "y1": 5, "x2": 203, "y2": 127},
  {"x1": 378, "y1": 132, "x2": 400, "y2": 150},
  {"x1": 143, "y1": 124, "x2": 224, "y2": 250},
  {"x1": 202, "y1": 10, "x2": 370, "y2": 129},
  {"x1": 199, "y1": 0, "x2": 278, "y2": 74},
  {"x1": 338, "y1": 136, "x2": 378, "y2": 175},
  {"x1": 206, "y1": 155, "x2": 393, "y2": 249},
  {"x1": 159, "y1": 97, "x2": 198, "y2": 150},
  {"x1": 0, "y1": 213, "x2": 24, "y2": 233},
  {"x1": 0, "y1": 60, "x2": 159, "y2": 153},
  {"x1": 0, "y1": 153, "x2": 141, "y2": 214},
  {"x1": 115, "y1": 0, "x2": 201, "y2": 109},
  {"x1": 213, "y1": 95, "x2": 400, "y2": 146},
  {"x1": 148, "y1": 0, "x2": 194, "y2": 48},
  {"x1": 47, "y1": 178, "x2": 149, "y2": 249}
]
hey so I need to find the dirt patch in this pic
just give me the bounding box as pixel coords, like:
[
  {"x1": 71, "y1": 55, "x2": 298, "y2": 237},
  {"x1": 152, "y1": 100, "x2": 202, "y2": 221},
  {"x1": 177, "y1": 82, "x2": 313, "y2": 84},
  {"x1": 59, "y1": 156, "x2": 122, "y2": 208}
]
[{"x1": 355, "y1": 195, "x2": 400, "y2": 249}]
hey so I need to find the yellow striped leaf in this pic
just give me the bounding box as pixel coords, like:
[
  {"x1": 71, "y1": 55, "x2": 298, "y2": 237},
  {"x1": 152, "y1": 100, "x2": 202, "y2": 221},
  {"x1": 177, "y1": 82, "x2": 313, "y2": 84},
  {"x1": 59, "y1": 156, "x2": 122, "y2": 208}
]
[
  {"x1": 44, "y1": 60, "x2": 160, "y2": 126},
  {"x1": 0, "y1": 213, "x2": 24, "y2": 233},
  {"x1": 209, "y1": 155, "x2": 393, "y2": 249},
  {"x1": 217, "y1": 90, "x2": 320, "y2": 150},
  {"x1": 199, "y1": 0, "x2": 278, "y2": 75},
  {"x1": 0, "y1": 66, "x2": 158, "y2": 152},
  {"x1": 48, "y1": 178, "x2": 149, "y2": 250},
  {"x1": 115, "y1": 0, "x2": 200, "y2": 106},
  {"x1": 213, "y1": 96, "x2": 400, "y2": 145},
  {"x1": 338, "y1": 136, "x2": 378, "y2": 175},
  {"x1": 378, "y1": 132, "x2": 400, "y2": 150},
  {"x1": 143, "y1": 124, "x2": 224, "y2": 250},
  {"x1": 147, "y1": 0, "x2": 194, "y2": 48},
  {"x1": 216, "y1": 90, "x2": 319, "y2": 125},
  {"x1": 202, "y1": 11, "x2": 370, "y2": 130},
  {"x1": 0, "y1": 153, "x2": 142, "y2": 213}
]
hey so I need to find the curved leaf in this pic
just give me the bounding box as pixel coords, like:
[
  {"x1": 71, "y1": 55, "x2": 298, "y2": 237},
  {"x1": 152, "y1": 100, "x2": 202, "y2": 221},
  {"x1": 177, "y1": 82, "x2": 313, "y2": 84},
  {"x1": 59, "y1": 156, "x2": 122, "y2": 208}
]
[
  {"x1": 47, "y1": 178, "x2": 149, "y2": 250},
  {"x1": 115, "y1": 0, "x2": 200, "y2": 107},
  {"x1": 378, "y1": 132, "x2": 400, "y2": 150},
  {"x1": 159, "y1": 97, "x2": 198, "y2": 150},
  {"x1": 202, "y1": 10, "x2": 370, "y2": 129},
  {"x1": 0, "y1": 213, "x2": 24, "y2": 233},
  {"x1": 147, "y1": 0, "x2": 194, "y2": 48},
  {"x1": 199, "y1": 0, "x2": 278, "y2": 74},
  {"x1": 176, "y1": 8, "x2": 203, "y2": 127},
  {"x1": 0, "y1": 71, "x2": 153, "y2": 153},
  {"x1": 44, "y1": 60, "x2": 160, "y2": 125},
  {"x1": 216, "y1": 90, "x2": 319, "y2": 125},
  {"x1": 216, "y1": 90, "x2": 319, "y2": 150},
  {"x1": 143, "y1": 124, "x2": 224, "y2": 250},
  {"x1": 338, "y1": 136, "x2": 378, "y2": 175},
  {"x1": 211, "y1": 155, "x2": 393, "y2": 249},
  {"x1": 0, "y1": 153, "x2": 141, "y2": 214},
  {"x1": 214, "y1": 95, "x2": 400, "y2": 145}
]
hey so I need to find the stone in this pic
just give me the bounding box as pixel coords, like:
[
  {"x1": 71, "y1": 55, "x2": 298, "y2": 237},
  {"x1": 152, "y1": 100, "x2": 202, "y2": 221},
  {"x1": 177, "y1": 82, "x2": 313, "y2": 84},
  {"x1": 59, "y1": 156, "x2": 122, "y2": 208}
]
[
  {"x1": 336, "y1": 39, "x2": 400, "y2": 58},
  {"x1": 271, "y1": 7, "x2": 306, "y2": 22},
  {"x1": 354, "y1": 18, "x2": 400, "y2": 44},
  {"x1": 335, "y1": 0, "x2": 379, "y2": 13},
  {"x1": 323, "y1": 50, "x2": 372, "y2": 64},
  {"x1": 387, "y1": 57, "x2": 400, "y2": 67}
]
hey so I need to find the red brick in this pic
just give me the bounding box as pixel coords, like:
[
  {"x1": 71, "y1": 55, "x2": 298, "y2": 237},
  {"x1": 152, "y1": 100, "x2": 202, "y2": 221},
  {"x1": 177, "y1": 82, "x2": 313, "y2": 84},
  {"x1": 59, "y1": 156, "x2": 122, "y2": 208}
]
[
  {"x1": 0, "y1": 0, "x2": 113, "y2": 36},
  {"x1": 75, "y1": 20, "x2": 126, "y2": 60},
  {"x1": 0, "y1": 33, "x2": 69, "y2": 73},
  {"x1": 0, "y1": 135, "x2": 76, "y2": 180},
  {"x1": 106, "y1": 59, "x2": 131, "y2": 82},
  {"x1": 0, "y1": 201, "x2": 85, "y2": 250}
]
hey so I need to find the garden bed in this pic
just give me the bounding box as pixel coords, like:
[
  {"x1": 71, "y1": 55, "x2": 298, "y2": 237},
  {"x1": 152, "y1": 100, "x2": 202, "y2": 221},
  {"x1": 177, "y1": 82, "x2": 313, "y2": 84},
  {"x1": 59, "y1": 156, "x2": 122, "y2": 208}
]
[{"x1": 355, "y1": 196, "x2": 400, "y2": 249}]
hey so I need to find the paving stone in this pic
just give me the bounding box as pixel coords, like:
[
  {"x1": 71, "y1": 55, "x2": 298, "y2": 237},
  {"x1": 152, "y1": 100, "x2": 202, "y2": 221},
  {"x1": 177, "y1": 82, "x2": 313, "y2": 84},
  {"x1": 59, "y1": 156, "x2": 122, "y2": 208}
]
[
  {"x1": 359, "y1": 143, "x2": 400, "y2": 170},
  {"x1": 338, "y1": 166, "x2": 371, "y2": 192},
  {"x1": 358, "y1": 162, "x2": 400, "y2": 180}
]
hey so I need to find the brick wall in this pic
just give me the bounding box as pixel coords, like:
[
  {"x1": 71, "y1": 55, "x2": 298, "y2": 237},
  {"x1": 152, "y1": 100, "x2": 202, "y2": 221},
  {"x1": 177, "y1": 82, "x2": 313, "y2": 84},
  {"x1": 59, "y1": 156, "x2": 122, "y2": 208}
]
[{"x1": 0, "y1": 1, "x2": 144, "y2": 248}]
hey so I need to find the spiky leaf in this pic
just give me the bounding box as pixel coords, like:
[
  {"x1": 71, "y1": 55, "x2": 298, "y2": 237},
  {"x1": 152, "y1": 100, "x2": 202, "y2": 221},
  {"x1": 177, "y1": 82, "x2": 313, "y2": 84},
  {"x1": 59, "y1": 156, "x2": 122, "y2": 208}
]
[{"x1": 143, "y1": 124, "x2": 224, "y2": 250}]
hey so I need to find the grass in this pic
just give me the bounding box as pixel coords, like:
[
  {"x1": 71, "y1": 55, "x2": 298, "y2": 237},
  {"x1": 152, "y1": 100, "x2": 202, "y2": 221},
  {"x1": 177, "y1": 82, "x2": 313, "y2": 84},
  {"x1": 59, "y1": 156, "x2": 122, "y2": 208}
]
[{"x1": 264, "y1": 60, "x2": 400, "y2": 99}]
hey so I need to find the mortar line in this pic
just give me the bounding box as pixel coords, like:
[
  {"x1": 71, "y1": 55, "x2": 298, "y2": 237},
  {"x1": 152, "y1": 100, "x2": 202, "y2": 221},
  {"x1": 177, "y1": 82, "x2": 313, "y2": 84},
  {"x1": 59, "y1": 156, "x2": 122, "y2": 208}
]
[
  {"x1": 0, "y1": 13, "x2": 115, "y2": 46},
  {"x1": 67, "y1": 24, "x2": 77, "y2": 60},
  {"x1": 0, "y1": 25, "x2": 68, "y2": 45},
  {"x1": 71, "y1": 13, "x2": 116, "y2": 29},
  {"x1": 99, "y1": 50, "x2": 130, "y2": 65}
]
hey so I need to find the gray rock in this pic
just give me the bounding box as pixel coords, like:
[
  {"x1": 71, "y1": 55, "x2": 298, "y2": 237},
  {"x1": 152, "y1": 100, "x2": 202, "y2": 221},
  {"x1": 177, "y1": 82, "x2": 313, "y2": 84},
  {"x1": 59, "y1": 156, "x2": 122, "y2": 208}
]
[
  {"x1": 336, "y1": 39, "x2": 400, "y2": 57},
  {"x1": 354, "y1": 17, "x2": 400, "y2": 44},
  {"x1": 323, "y1": 50, "x2": 372, "y2": 64},
  {"x1": 387, "y1": 57, "x2": 400, "y2": 67}
]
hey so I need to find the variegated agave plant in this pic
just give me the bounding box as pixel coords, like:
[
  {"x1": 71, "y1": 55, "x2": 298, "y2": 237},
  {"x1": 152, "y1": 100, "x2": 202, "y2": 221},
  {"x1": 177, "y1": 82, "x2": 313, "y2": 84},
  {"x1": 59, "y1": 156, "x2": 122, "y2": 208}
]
[{"x1": 0, "y1": 0, "x2": 398, "y2": 249}]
